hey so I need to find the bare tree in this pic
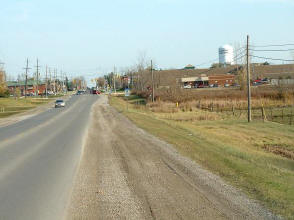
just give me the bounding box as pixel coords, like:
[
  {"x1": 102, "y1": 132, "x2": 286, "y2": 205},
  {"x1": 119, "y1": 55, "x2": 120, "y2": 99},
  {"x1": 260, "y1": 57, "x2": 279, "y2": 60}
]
[
  {"x1": 0, "y1": 67, "x2": 9, "y2": 97},
  {"x1": 72, "y1": 76, "x2": 86, "y2": 90},
  {"x1": 135, "y1": 51, "x2": 149, "y2": 91},
  {"x1": 96, "y1": 77, "x2": 105, "y2": 88}
]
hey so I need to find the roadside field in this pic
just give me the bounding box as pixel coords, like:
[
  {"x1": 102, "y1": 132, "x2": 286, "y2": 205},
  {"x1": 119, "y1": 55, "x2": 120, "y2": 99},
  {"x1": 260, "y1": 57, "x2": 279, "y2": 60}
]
[
  {"x1": 198, "y1": 104, "x2": 294, "y2": 125},
  {"x1": 0, "y1": 97, "x2": 53, "y2": 118},
  {"x1": 110, "y1": 95, "x2": 294, "y2": 219}
]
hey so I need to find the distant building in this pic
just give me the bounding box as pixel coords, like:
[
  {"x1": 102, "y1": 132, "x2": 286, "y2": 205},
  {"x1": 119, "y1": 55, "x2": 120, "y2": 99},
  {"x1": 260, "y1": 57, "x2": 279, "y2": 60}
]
[
  {"x1": 208, "y1": 74, "x2": 235, "y2": 86},
  {"x1": 7, "y1": 80, "x2": 46, "y2": 96},
  {"x1": 181, "y1": 74, "x2": 235, "y2": 87},
  {"x1": 184, "y1": 64, "x2": 195, "y2": 70},
  {"x1": 182, "y1": 75, "x2": 209, "y2": 87},
  {"x1": 270, "y1": 78, "x2": 294, "y2": 86},
  {"x1": 143, "y1": 63, "x2": 294, "y2": 89}
]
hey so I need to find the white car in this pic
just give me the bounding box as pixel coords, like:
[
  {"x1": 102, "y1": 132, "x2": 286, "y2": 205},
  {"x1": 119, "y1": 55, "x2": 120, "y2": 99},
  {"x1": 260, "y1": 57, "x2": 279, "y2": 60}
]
[
  {"x1": 183, "y1": 85, "x2": 192, "y2": 89},
  {"x1": 55, "y1": 100, "x2": 65, "y2": 108}
]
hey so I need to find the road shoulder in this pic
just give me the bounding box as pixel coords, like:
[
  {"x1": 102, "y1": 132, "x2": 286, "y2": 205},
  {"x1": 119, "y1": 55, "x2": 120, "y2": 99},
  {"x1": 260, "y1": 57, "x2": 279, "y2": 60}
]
[{"x1": 67, "y1": 95, "x2": 278, "y2": 219}]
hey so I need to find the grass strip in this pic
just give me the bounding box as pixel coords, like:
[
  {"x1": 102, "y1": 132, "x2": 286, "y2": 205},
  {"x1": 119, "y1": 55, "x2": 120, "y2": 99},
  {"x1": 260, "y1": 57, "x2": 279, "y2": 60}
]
[{"x1": 110, "y1": 95, "x2": 294, "y2": 219}]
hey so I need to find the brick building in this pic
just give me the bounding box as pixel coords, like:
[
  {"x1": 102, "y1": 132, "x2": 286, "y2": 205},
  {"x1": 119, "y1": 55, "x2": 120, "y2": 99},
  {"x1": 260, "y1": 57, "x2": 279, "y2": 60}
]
[
  {"x1": 7, "y1": 80, "x2": 47, "y2": 96},
  {"x1": 208, "y1": 74, "x2": 235, "y2": 86}
]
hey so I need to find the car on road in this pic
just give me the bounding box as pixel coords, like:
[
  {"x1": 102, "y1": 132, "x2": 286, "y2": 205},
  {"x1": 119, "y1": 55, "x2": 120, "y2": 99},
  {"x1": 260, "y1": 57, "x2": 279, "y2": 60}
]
[
  {"x1": 92, "y1": 89, "x2": 101, "y2": 95},
  {"x1": 76, "y1": 90, "x2": 86, "y2": 95},
  {"x1": 55, "y1": 100, "x2": 65, "y2": 108}
]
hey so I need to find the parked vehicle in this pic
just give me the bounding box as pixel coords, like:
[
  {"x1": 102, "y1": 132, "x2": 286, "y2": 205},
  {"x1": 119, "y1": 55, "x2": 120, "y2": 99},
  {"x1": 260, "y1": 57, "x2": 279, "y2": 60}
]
[
  {"x1": 55, "y1": 100, "x2": 65, "y2": 108},
  {"x1": 76, "y1": 90, "x2": 84, "y2": 95},
  {"x1": 253, "y1": 81, "x2": 262, "y2": 86},
  {"x1": 183, "y1": 85, "x2": 192, "y2": 89},
  {"x1": 92, "y1": 90, "x2": 101, "y2": 94},
  {"x1": 261, "y1": 78, "x2": 269, "y2": 84}
]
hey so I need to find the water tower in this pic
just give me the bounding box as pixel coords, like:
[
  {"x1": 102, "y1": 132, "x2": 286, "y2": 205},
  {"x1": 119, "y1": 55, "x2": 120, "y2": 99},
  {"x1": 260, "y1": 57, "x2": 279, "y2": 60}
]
[{"x1": 219, "y1": 45, "x2": 234, "y2": 65}]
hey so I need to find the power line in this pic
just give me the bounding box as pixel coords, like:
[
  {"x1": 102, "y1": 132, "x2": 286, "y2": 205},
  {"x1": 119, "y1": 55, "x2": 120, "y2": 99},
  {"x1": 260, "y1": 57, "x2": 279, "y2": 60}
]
[
  {"x1": 235, "y1": 46, "x2": 246, "y2": 53},
  {"x1": 195, "y1": 58, "x2": 219, "y2": 67},
  {"x1": 250, "y1": 49, "x2": 294, "y2": 52},
  {"x1": 195, "y1": 47, "x2": 247, "y2": 68},
  {"x1": 234, "y1": 51, "x2": 247, "y2": 61},
  {"x1": 250, "y1": 55, "x2": 294, "y2": 62},
  {"x1": 252, "y1": 43, "x2": 294, "y2": 48}
]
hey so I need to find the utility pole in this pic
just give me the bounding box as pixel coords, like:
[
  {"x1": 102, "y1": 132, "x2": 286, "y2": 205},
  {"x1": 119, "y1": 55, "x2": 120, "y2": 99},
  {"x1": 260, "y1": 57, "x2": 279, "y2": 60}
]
[
  {"x1": 151, "y1": 60, "x2": 155, "y2": 102},
  {"x1": 45, "y1": 65, "x2": 48, "y2": 98},
  {"x1": 246, "y1": 35, "x2": 252, "y2": 122},
  {"x1": 49, "y1": 67, "x2": 52, "y2": 93},
  {"x1": 54, "y1": 69, "x2": 57, "y2": 94},
  {"x1": 113, "y1": 66, "x2": 116, "y2": 93},
  {"x1": 35, "y1": 59, "x2": 40, "y2": 97},
  {"x1": 65, "y1": 73, "x2": 68, "y2": 93},
  {"x1": 23, "y1": 59, "x2": 31, "y2": 98},
  {"x1": 60, "y1": 70, "x2": 64, "y2": 94}
]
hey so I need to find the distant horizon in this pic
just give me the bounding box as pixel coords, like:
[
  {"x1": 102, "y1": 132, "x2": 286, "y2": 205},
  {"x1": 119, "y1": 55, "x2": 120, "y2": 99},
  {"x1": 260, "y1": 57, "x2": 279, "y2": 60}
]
[{"x1": 1, "y1": 0, "x2": 293, "y2": 86}]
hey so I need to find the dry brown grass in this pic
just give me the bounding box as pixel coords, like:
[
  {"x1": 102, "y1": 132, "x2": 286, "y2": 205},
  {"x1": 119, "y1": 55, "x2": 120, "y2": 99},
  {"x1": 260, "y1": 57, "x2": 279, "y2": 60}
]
[
  {"x1": 132, "y1": 85, "x2": 294, "y2": 114},
  {"x1": 152, "y1": 86, "x2": 294, "y2": 103},
  {"x1": 146, "y1": 97, "x2": 293, "y2": 115},
  {"x1": 110, "y1": 95, "x2": 294, "y2": 219}
]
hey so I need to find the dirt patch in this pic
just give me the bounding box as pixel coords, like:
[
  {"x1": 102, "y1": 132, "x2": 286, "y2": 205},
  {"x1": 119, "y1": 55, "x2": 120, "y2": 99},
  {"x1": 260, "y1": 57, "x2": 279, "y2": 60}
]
[{"x1": 263, "y1": 144, "x2": 294, "y2": 160}]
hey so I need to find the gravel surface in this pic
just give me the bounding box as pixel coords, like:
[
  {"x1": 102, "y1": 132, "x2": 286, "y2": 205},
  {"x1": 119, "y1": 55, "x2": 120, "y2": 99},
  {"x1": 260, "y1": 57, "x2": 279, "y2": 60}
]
[{"x1": 67, "y1": 95, "x2": 280, "y2": 220}]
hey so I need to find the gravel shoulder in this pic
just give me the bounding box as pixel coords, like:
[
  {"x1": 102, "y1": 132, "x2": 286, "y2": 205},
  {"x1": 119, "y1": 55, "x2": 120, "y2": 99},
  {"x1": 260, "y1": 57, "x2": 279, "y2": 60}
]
[{"x1": 66, "y1": 95, "x2": 278, "y2": 220}]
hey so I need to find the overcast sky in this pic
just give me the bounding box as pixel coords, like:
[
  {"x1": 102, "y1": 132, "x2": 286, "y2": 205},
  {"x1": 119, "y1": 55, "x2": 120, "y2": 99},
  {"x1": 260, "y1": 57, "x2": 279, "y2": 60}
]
[{"x1": 0, "y1": 0, "x2": 293, "y2": 82}]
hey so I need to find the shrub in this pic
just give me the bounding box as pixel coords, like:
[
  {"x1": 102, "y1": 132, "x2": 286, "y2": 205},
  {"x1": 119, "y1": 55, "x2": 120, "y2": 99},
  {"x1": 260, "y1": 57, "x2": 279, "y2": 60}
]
[{"x1": 0, "y1": 83, "x2": 9, "y2": 98}]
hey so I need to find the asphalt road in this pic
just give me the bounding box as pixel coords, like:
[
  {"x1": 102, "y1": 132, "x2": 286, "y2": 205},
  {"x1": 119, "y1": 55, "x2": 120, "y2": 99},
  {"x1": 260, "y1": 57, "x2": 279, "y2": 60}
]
[{"x1": 0, "y1": 94, "x2": 99, "y2": 220}]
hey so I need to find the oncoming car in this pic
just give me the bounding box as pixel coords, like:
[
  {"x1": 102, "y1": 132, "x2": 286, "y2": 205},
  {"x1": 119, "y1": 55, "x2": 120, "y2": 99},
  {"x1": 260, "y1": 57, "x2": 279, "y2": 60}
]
[{"x1": 55, "y1": 100, "x2": 65, "y2": 108}]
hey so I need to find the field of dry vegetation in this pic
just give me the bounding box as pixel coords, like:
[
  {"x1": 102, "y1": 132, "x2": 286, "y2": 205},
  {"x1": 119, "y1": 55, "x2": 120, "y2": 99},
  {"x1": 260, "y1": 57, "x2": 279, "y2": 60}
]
[
  {"x1": 110, "y1": 91, "x2": 294, "y2": 219},
  {"x1": 133, "y1": 85, "x2": 294, "y2": 125}
]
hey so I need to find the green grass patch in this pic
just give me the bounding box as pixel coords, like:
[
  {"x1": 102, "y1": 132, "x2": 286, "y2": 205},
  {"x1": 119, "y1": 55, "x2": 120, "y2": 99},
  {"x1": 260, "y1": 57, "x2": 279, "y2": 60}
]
[
  {"x1": 110, "y1": 95, "x2": 294, "y2": 219},
  {"x1": 0, "y1": 97, "x2": 55, "y2": 118}
]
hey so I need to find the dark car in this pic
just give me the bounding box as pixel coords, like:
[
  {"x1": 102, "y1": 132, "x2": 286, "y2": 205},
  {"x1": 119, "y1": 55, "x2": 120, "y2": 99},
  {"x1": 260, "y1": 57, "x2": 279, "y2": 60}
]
[{"x1": 92, "y1": 90, "x2": 101, "y2": 95}]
